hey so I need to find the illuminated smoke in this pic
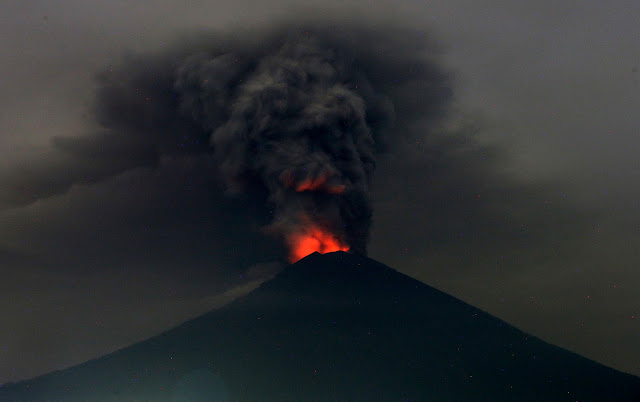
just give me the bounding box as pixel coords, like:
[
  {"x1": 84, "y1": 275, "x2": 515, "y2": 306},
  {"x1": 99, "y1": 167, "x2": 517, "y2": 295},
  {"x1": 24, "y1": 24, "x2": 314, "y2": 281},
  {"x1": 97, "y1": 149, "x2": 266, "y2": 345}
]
[
  {"x1": 68, "y1": 19, "x2": 451, "y2": 261},
  {"x1": 175, "y1": 34, "x2": 378, "y2": 257}
]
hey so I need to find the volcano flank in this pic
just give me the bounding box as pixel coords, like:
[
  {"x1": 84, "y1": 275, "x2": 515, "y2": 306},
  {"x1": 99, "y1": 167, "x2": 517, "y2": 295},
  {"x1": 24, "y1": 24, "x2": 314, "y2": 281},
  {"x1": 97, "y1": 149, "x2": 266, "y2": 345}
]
[{"x1": 1, "y1": 252, "x2": 639, "y2": 401}]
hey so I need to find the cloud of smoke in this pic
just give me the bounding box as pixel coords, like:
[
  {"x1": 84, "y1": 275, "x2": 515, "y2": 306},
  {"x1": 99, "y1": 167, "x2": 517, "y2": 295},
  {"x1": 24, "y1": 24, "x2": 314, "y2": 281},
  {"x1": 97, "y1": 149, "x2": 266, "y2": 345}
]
[{"x1": 53, "y1": 19, "x2": 452, "y2": 258}]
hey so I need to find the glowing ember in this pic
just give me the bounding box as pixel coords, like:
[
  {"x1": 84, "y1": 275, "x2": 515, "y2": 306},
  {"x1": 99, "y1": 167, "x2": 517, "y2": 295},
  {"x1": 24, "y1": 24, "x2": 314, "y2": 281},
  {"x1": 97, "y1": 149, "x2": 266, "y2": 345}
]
[
  {"x1": 283, "y1": 171, "x2": 346, "y2": 194},
  {"x1": 295, "y1": 174, "x2": 346, "y2": 194},
  {"x1": 287, "y1": 225, "x2": 349, "y2": 263}
]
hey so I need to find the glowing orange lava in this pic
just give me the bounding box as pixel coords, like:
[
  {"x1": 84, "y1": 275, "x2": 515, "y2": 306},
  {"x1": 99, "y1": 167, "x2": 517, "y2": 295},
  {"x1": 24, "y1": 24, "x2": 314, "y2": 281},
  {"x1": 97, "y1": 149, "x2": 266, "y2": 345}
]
[{"x1": 287, "y1": 225, "x2": 349, "y2": 263}]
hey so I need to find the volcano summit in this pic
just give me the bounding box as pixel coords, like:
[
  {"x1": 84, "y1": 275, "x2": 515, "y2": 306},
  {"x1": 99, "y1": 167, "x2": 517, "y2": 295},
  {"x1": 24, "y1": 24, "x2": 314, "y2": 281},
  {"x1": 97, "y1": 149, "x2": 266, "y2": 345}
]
[{"x1": 1, "y1": 252, "x2": 639, "y2": 401}]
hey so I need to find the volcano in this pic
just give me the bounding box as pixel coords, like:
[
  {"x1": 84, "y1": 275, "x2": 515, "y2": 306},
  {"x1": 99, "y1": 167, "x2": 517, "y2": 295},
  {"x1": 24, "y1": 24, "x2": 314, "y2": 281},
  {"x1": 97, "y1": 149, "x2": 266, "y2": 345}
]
[{"x1": 1, "y1": 252, "x2": 639, "y2": 401}]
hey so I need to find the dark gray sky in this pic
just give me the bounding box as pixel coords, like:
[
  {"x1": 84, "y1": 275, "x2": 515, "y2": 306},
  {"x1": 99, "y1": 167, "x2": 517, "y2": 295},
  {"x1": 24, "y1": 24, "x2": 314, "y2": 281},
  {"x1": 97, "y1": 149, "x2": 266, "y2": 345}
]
[{"x1": 1, "y1": 0, "x2": 638, "y2": 384}]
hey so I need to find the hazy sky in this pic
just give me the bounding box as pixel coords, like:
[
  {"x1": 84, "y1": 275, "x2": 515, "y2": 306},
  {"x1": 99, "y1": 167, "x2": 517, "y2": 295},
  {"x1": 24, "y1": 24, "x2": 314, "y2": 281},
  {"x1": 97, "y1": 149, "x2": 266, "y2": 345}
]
[{"x1": 1, "y1": 0, "x2": 638, "y2": 384}]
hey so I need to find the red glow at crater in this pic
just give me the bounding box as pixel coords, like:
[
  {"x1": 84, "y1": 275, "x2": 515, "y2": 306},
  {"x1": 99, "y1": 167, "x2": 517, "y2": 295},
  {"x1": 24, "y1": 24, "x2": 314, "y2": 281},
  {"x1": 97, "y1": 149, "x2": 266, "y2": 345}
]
[{"x1": 287, "y1": 225, "x2": 349, "y2": 263}]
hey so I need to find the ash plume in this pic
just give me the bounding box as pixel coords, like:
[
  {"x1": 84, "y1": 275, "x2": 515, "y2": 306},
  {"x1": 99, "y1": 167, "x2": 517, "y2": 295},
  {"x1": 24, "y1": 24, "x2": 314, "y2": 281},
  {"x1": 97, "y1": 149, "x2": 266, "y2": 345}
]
[{"x1": 55, "y1": 19, "x2": 452, "y2": 258}]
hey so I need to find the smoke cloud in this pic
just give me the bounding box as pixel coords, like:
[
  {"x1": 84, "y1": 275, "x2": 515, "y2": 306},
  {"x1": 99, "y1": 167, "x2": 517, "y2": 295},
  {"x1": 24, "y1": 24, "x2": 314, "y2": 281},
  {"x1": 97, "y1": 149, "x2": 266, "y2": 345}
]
[{"x1": 55, "y1": 19, "x2": 452, "y2": 258}]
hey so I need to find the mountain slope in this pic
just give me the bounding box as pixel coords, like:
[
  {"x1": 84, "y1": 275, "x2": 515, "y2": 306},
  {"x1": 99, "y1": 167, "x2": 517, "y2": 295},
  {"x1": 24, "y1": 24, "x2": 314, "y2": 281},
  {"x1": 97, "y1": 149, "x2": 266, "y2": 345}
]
[{"x1": 1, "y1": 251, "x2": 639, "y2": 401}]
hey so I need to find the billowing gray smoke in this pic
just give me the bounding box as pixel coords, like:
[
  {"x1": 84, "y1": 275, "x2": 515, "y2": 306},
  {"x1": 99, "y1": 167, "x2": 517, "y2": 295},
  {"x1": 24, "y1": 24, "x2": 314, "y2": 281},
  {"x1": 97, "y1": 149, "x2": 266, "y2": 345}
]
[
  {"x1": 62, "y1": 20, "x2": 451, "y2": 259},
  {"x1": 175, "y1": 37, "x2": 378, "y2": 256}
]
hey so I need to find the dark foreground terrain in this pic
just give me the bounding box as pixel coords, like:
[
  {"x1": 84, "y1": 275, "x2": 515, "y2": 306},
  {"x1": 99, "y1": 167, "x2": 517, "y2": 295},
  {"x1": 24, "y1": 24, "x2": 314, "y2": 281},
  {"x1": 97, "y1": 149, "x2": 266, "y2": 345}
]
[{"x1": 2, "y1": 251, "x2": 639, "y2": 401}]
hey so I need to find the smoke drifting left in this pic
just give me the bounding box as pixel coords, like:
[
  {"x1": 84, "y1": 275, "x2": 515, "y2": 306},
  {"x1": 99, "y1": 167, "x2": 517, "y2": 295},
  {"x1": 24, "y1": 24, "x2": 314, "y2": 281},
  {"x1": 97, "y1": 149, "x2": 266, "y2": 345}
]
[{"x1": 55, "y1": 18, "x2": 452, "y2": 262}]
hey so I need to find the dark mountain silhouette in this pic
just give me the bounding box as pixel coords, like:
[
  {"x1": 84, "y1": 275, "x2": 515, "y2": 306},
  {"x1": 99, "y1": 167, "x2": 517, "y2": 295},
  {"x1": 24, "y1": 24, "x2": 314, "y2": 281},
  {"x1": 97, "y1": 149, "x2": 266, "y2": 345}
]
[{"x1": 1, "y1": 251, "x2": 639, "y2": 401}]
